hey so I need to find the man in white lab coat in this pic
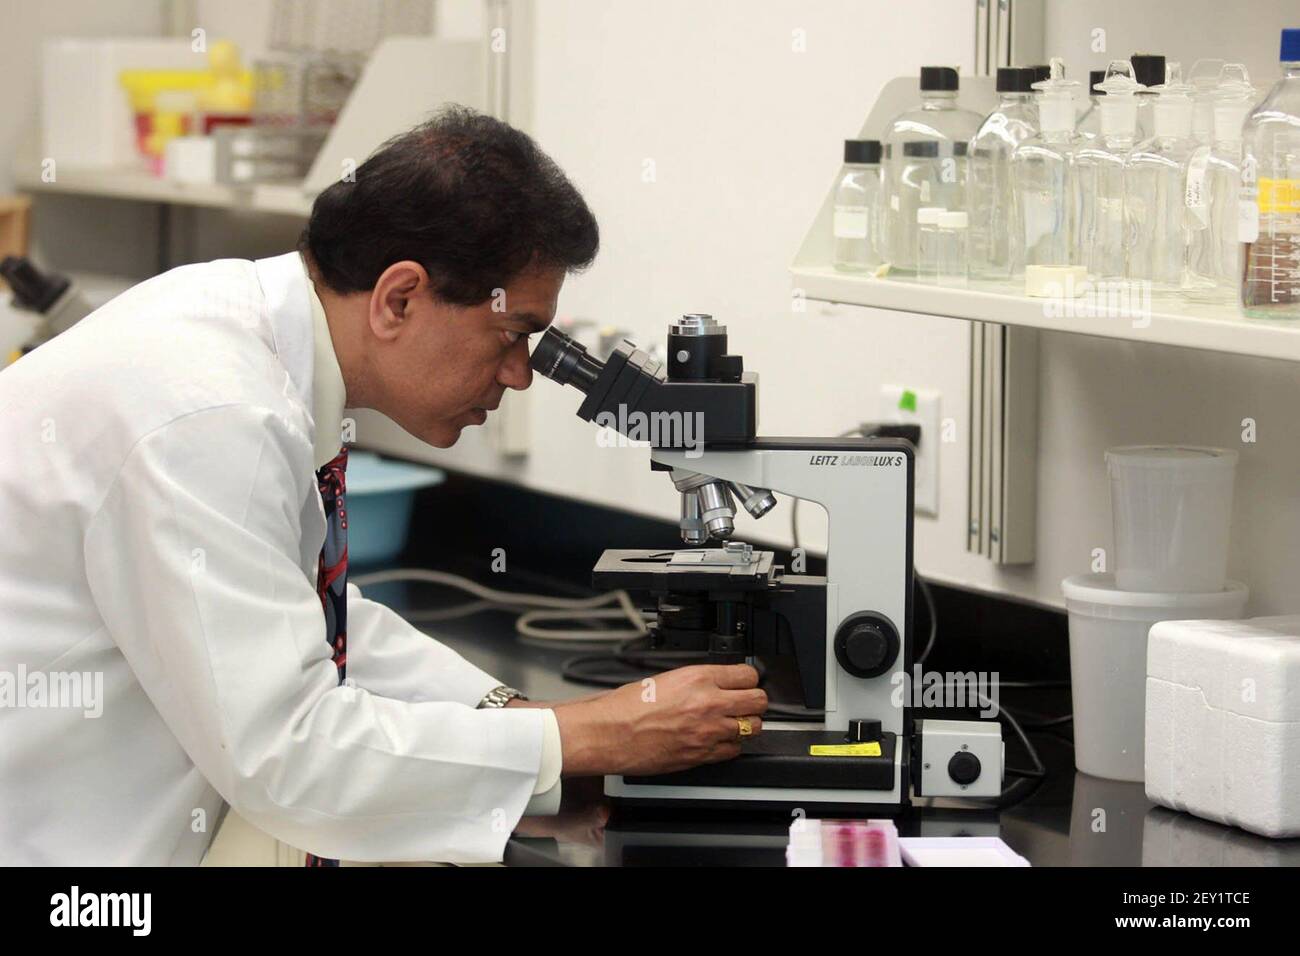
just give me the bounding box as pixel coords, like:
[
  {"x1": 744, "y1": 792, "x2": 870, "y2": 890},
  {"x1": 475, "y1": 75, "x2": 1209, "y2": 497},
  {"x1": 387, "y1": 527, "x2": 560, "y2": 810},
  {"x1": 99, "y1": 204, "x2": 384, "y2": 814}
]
[{"x1": 0, "y1": 107, "x2": 767, "y2": 865}]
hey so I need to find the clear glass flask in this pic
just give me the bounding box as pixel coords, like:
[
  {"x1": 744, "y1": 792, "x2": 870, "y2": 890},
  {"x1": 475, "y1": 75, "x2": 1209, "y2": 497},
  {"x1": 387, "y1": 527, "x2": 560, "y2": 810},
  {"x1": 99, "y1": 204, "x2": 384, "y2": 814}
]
[
  {"x1": 832, "y1": 139, "x2": 884, "y2": 273},
  {"x1": 968, "y1": 67, "x2": 1038, "y2": 279},
  {"x1": 1130, "y1": 53, "x2": 1167, "y2": 142},
  {"x1": 882, "y1": 66, "x2": 983, "y2": 273},
  {"x1": 1189, "y1": 58, "x2": 1228, "y2": 147},
  {"x1": 1076, "y1": 70, "x2": 1107, "y2": 141},
  {"x1": 1074, "y1": 63, "x2": 1143, "y2": 281},
  {"x1": 1126, "y1": 66, "x2": 1197, "y2": 290},
  {"x1": 1012, "y1": 59, "x2": 1082, "y2": 269},
  {"x1": 1241, "y1": 29, "x2": 1300, "y2": 319},
  {"x1": 1185, "y1": 73, "x2": 1255, "y2": 301}
]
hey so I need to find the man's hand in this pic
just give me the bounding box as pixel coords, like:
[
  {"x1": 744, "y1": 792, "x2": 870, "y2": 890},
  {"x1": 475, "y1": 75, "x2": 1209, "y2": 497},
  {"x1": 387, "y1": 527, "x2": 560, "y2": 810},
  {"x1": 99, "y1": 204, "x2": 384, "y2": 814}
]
[{"x1": 551, "y1": 664, "x2": 767, "y2": 777}]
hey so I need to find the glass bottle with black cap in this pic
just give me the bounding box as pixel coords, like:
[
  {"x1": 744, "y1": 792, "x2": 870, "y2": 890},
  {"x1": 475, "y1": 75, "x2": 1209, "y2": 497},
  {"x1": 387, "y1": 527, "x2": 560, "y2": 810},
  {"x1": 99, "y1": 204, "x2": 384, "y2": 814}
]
[
  {"x1": 881, "y1": 65, "x2": 983, "y2": 273},
  {"x1": 832, "y1": 139, "x2": 884, "y2": 273}
]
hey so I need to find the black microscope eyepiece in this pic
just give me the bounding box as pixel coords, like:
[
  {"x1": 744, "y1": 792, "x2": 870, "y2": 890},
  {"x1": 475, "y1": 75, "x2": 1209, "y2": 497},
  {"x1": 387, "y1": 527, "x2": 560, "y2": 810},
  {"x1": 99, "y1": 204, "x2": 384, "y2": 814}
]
[{"x1": 529, "y1": 326, "x2": 604, "y2": 393}]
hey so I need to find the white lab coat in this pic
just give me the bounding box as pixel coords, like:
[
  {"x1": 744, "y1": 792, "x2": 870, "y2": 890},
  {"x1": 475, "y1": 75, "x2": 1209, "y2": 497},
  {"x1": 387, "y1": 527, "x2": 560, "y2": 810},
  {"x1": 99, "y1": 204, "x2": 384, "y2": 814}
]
[{"x1": 0, "y1": 253, "x2": 555, "y2": 865}]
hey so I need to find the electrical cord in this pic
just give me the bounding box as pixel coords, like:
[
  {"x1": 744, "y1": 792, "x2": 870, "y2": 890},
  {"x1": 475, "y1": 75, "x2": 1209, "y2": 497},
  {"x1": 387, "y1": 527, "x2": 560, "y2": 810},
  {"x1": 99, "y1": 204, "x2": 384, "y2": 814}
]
[
  {"x1": 1020, "y1": 713, "x2": 1074, "y2": 729},
  {"x1": 790, "y1": 425, "x2": 862, "y2": 554},
  {"x1": 351, "y1": 567, "x2": 647, "y2": 643},
  {"x1": 915, "y1": 571, "x2": 938, "y2": 666}
]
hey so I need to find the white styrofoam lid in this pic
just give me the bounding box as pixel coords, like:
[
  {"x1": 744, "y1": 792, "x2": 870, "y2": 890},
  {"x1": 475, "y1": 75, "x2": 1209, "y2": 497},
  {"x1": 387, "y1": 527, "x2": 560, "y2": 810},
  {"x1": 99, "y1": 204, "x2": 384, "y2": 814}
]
[
  {"x1": 1105, "y1": 444, "x2": 1238, "y2": 470},
  {"x1": 1147, "y1": 615, "x2": 1300, "y2": 722}
]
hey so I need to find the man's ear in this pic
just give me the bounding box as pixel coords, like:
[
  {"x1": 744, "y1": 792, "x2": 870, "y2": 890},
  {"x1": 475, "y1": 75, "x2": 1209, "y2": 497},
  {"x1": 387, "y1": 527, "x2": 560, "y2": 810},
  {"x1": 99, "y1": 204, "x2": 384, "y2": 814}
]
[{"x1": 369, "y1": 260, "x2": 429, "y2": 341}]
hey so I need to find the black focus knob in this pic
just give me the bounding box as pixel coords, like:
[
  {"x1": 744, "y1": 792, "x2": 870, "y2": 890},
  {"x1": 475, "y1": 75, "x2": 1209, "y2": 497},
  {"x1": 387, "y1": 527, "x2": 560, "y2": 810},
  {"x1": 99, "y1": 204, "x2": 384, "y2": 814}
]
[
  {"x1": 848, "y1": 719, "x2": 882, "y2": 743},
  {"x1": 834, "y1": 615, "x2": 900, "y2": 679},
  {"x1": 948, "y1": 751, "x2": 982, "y2": 786}
]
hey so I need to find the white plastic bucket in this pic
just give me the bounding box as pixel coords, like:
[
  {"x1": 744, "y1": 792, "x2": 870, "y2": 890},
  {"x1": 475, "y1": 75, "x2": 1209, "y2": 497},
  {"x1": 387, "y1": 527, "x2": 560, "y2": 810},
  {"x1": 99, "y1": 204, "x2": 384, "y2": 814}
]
[
  {"x1": 1105, "y1": 445, "x2": 1237, "y2": 593},
  {"x1": 1061, "y1": 573, "x2": 1248, "y2": 782}
]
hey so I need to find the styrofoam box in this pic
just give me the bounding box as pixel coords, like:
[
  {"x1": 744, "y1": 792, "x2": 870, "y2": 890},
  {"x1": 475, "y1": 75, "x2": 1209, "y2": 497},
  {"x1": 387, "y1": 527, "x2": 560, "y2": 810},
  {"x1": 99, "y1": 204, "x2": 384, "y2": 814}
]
[
  {"x1": 1145, "y1": 615, "x2": 1300, "y2": 838},
  {"x1": 42, "y1": 39, "x2": 199, "y2": 168}
]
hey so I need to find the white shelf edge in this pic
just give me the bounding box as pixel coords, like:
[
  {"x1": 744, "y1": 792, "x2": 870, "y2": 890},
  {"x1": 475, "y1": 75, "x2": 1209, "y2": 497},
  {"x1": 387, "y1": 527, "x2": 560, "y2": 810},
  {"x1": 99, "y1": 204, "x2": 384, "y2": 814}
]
[
  {"x1": 791, "y1": 266, "x2": 1300, "y2": 364},
  {"x1": 12, "y1": 156, "x2": 315, "y2": 217}
]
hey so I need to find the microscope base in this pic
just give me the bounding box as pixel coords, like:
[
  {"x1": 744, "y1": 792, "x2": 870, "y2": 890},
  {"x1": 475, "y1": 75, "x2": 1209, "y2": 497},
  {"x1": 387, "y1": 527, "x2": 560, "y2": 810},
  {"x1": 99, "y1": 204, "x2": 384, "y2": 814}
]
[{"x1": 605, "y1": 731, "x2": 909, "y2": 812}]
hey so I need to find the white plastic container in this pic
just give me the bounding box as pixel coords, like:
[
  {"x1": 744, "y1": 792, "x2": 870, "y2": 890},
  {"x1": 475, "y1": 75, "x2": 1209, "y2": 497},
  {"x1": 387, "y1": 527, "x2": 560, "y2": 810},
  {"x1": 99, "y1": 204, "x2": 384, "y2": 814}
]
[
  {"x1": 1105, "y1": 445, "x2": 1238, "y2": 592},
  {"x1": 1146, "y1": 615, "x2": 1300, "y2": 838},
  {"x1": 1061, "y1": 573, "x2": 1248, "y2": 782}
]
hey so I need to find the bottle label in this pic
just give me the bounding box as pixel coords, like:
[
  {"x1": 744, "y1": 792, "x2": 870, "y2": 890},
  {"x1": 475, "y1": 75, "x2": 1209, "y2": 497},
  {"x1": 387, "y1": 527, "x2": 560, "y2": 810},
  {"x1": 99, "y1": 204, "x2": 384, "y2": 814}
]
[
  {"x1": 833, "y1": 205, "x2": 869, "y2": 239},
  {"x1": 1185, "y1": 148, "x2": 1210, "y2": 227}
]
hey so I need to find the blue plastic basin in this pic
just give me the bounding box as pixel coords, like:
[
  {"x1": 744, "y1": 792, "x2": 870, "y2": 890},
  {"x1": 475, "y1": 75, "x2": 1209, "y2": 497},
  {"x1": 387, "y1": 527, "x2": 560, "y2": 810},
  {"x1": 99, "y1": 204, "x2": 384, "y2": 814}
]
[{"x1": 343, "y1": 451, "x2": 445, "y2": 567}]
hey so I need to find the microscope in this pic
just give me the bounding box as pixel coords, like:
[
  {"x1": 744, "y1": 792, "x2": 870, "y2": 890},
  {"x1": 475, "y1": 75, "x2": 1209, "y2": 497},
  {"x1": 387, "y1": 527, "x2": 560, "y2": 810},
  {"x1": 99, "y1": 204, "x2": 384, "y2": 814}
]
[{"x1": 531, "y1": 315, "x2": 1003, "y2": 812}]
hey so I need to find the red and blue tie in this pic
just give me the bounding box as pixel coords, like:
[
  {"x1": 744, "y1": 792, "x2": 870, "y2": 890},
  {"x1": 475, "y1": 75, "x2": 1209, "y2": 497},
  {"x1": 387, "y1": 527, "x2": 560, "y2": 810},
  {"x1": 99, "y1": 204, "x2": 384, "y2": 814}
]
[{"x1": 305, "y1": 447, "x2": 348, "y2": 867}]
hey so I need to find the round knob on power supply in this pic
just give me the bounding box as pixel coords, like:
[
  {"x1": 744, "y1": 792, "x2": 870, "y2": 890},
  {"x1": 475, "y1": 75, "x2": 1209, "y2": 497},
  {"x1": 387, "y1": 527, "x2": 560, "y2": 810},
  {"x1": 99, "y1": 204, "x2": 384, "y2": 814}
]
[
  {"x1": 834, "y1": 615, "x2": 900, "y2": 679},
  {"x1": 947, "y1": 751, "x2": 982, "y2": 786},
  {"x1": 847, "y1": 719, "x2": 882, "y2": 743}
]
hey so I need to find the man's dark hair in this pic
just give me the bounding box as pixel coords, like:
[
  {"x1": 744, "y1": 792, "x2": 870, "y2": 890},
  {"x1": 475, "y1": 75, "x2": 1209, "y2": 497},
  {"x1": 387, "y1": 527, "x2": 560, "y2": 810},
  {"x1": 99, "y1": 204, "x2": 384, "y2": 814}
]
[{"x1": 300, "y1": 106, "x2": 598, "y2": 305}]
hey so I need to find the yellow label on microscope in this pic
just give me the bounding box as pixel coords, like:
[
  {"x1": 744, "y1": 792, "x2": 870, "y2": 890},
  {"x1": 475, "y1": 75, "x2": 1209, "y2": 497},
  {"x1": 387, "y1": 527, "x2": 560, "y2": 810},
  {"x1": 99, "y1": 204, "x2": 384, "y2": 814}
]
[{"x1": 808, "y1": 742, "x2": 882, "y2": 757}]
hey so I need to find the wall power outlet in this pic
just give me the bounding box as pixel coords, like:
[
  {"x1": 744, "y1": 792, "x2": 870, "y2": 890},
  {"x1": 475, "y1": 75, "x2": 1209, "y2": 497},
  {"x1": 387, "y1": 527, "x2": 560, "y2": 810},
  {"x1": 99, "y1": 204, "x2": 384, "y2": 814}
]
[{"x1": 878, "y1": 385, "x2": 940, "y2": 517}]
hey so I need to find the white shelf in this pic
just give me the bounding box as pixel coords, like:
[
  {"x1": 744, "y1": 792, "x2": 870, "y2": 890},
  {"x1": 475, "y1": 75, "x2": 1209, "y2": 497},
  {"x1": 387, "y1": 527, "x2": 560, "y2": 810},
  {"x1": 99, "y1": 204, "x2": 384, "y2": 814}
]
[
  {"x1": 12, "y1": 36, "x2": 490, "y2": 220},
  {"x1": 791, "y1": 267, "x2": 1300, "y2": 363},
  {"x1": 12, "y1": 154, "x2": 315, "y2": 216},
  {"x1": 791, "y1": 75, "x2": 1300, "y2": 365}
]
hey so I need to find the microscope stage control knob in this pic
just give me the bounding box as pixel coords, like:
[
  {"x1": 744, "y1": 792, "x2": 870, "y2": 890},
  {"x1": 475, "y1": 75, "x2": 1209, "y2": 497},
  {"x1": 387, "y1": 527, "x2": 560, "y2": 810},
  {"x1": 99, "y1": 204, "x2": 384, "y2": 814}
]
[
  {"x1": 947, "y1": 751, "x2": 982, "y2": 786},
  {"x1": 834, "y1": 614, "x2": 900, "y2": 679}
]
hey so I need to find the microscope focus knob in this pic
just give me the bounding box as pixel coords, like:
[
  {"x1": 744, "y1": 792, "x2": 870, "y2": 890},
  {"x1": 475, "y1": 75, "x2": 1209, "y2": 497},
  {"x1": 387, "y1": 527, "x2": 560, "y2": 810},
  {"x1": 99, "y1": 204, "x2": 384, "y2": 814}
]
[{"x1": 834, "y1": 614, "x2": 900, "y2": 679}]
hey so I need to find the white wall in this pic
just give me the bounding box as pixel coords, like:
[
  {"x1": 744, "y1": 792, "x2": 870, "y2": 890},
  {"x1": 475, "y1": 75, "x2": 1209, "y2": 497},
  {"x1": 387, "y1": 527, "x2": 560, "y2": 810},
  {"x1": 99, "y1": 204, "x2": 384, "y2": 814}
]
[{"x1": 1044, "y1": 0, "x2": 1296, "y2": 86}]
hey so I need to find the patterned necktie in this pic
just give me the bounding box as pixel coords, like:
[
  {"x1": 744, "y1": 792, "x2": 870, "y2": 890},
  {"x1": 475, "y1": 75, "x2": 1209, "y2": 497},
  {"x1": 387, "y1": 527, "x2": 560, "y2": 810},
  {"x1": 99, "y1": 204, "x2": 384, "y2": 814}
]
[{"x1": 306, "y1": 446, "x2": 348, "y2": 868}]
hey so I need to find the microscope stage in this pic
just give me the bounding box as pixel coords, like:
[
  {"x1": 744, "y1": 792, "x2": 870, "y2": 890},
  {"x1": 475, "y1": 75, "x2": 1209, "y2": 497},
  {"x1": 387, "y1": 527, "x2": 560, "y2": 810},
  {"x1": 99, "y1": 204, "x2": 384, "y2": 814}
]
[{"x1": 592, "y1": 548, "x2": 778, "y2": 592}]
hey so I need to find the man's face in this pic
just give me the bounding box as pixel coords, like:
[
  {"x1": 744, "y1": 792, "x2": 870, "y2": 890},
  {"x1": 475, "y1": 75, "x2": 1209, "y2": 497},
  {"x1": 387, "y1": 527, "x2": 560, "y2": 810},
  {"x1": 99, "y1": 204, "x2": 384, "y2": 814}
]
[{"x1": 369, "y1": 264, "x2": 564, "y2": 447}]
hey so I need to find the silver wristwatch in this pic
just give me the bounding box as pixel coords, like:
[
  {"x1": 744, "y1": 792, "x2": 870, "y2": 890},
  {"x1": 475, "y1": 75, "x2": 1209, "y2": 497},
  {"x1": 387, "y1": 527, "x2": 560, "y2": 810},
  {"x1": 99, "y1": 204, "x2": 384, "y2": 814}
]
[{"x1": 477, "y1": 685, "x2": 528, "y2": 709}]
